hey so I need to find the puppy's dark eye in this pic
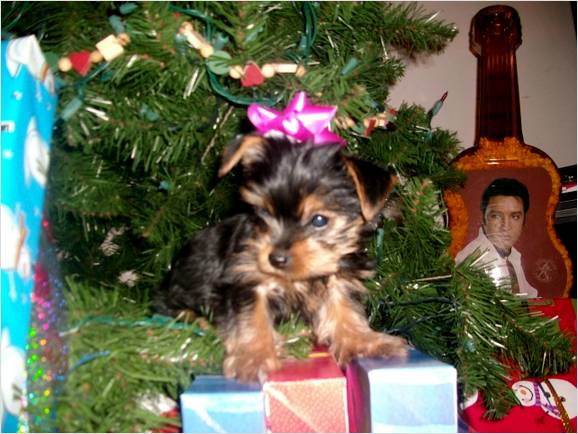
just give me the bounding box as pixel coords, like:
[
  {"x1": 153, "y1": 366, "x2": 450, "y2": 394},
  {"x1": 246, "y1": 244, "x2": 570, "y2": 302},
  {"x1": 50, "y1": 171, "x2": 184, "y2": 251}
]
[{"x1": 310, "y1": 214, "x2": 329, "y2": 228}]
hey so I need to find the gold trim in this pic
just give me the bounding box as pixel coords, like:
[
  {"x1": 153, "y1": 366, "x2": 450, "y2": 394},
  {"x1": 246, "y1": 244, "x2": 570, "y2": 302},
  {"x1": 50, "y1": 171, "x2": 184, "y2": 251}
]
[{"x1": 444, "y1": 137, "x2": 573, "y2": 297}]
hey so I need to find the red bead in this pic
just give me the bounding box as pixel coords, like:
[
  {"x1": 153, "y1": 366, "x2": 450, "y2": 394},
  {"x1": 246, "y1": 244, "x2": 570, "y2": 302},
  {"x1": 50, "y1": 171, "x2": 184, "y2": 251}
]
[
  {"x1": 69, "y1": 51, "x2": 92, "y2": 76},
  {"x1": 241, "y1": 62, "x2": 265, "y2": 87}
]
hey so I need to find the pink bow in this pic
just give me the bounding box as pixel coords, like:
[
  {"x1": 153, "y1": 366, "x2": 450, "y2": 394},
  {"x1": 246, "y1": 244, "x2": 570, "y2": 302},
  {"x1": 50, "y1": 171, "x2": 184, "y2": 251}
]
[{"x1": 247, "y1": 92, "x2": 346, "y2": 146}]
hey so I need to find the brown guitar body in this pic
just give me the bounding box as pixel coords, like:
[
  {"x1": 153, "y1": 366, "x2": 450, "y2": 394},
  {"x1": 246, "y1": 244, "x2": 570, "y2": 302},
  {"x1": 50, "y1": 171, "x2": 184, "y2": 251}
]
[{"x1": 445, "y1": 5, "x2": 572, "y2": 297}]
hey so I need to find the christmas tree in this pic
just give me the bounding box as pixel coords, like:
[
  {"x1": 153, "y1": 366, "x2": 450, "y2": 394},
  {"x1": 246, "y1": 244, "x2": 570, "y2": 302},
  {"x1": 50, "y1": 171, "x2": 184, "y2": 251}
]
[{"x1": 2, "y1": 2, "x2": 574, "y2": 432}]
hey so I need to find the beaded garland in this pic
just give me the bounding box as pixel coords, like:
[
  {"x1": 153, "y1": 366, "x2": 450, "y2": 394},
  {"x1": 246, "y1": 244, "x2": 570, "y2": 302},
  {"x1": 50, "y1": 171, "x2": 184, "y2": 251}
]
[
  {"x1": 52, "y1": 3, "x2": 403, "y2": 135},
  {"x1": 177, "y1": 21, "x2": 306, "y2": 83},
  {"x1": 58, "y1": 33, "x2": 130, "y2": 76},
  {"x1": 57, "y1": 23, "x2": 306, "y2": 87}
]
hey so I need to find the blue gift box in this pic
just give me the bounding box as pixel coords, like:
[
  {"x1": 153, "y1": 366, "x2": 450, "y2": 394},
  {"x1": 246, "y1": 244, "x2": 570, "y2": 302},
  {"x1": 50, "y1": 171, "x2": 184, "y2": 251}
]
[
  {"x1": 346, "y1": 349, "x2": 458, "y2": 433},
  {"x1": 1, "y1": 35, "x2": 57, "y2": 433},
  {"x1": 180, "y1": 375, "x2": 265, "y2": 433}
]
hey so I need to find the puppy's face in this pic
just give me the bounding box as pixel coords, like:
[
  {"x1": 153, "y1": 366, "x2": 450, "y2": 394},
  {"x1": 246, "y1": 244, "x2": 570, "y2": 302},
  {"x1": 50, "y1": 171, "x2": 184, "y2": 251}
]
[{"x1": 220, "y1": 135, "x2": 395, "y2": 281}]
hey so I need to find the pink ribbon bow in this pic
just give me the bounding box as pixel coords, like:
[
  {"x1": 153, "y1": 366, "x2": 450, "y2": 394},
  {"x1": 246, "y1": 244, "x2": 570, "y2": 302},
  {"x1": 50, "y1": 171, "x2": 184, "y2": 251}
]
[{"x1": 247, "y1": 91, "x2": 346, "y2": 146}]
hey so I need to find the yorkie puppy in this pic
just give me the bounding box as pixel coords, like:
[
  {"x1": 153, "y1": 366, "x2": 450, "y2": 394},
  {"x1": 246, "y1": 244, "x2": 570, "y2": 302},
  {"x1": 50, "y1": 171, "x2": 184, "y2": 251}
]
[{"x1": 152, "y1": 134, "x2": 407, "y2": 382}]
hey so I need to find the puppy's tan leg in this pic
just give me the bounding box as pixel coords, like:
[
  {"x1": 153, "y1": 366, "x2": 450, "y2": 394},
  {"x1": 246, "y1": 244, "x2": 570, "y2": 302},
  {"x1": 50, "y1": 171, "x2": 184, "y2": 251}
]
[
  {"x1": 222, "y1": 286, "x2": 281, "y2": 383},
  {"x1": 313, "y1": 276, "x2": 407, "y2": 365}
]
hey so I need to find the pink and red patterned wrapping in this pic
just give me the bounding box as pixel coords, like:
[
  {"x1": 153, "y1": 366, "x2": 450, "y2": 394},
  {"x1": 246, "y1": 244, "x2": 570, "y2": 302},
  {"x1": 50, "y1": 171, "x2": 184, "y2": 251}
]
[
  {"x1": 263, "y1": 350, "x2": 348, "y2": 433},
  {"x1": 461, "y1": 298, "x2": 577, "y2": 433}
]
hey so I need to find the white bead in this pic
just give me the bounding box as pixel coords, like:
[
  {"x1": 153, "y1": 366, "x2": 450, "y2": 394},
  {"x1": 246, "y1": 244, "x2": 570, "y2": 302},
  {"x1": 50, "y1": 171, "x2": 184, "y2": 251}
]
[
  {"x1": 229, "y1": 65, "x2": 244, "y2": 79},
  {"x1": 261, "y1": 64, "x2": 276, "y2": 78},
  {"x1": 95, "y1": 34, "x2": 124, "y2": 61},
  {"x1": 274, "y1": 63, "x2": 298, "y2": 74},
  {"x1": 58, "y1": 57, "x2": 72, "y2": 72},
  {"x1": 199, "y1": 44, "x2": 214, "y2": 58}
]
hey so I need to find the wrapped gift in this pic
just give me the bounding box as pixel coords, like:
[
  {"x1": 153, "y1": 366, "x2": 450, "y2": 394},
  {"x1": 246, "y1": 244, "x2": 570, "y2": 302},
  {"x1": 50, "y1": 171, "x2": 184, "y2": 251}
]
[
  {"x1": 263, "y1": 351, "x2": 348, "y2": 433},
  {"x1": 180, "y1": 375, "x2": 265, "y2": 433},
  {"x1": 346, "y1": 349, "x2": 458, "y2": 433},
  {"x1": 1, "y1": 35, "x2": 58, "y2": 433},
  {"x1": 461, "y1": 298, "x2": 577, "y2": 433}
]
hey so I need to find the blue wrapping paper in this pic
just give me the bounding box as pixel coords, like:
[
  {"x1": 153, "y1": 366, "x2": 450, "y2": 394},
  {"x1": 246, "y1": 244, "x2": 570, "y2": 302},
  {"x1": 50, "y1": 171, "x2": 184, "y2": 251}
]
[
  {"x1": 1, "y1": 35, "x2": 57, "y2": 433},
  {"x1": 346, "y1": 349, "x2": 458, "y2": 433},
  {"x1": 180, "y1": 375, "x2": 265, "y2": 433}
]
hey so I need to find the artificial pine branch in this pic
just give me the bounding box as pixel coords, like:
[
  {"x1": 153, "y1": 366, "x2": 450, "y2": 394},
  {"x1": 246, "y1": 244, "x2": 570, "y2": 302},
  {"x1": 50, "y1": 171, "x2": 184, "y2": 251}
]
[{"x1": 58, "y1": 279, "x2": 312, "y2": 432}]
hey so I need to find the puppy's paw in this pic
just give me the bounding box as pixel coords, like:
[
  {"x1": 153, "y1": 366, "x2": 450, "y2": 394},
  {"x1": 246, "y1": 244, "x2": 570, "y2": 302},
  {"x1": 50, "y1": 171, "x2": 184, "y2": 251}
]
[
  {"x1": 332, "y1": 331, "x2": 408, "y2": 365},
  {"x1": 364, "y1": 332, "x2": 408, "y2": 359},
  {"x1": 223, "y1": 351, "x2": 281, "y2": 383}
]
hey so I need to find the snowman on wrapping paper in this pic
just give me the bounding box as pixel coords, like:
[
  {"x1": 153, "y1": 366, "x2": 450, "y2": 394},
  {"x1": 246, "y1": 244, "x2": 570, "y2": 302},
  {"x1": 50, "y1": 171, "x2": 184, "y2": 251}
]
[
  {"x1": 23, "y1": 116, "x2": 50, "y2": 188},
  {"x1": 4, "y1": 35, "x2": 55, "y2": 94},
  {"x1": 513, "y1": 379, "x2": 577, "y2": 421},
  {"x1": 0, "y1": 205, "x2": 32, "y2": 286},
  {"x1": 462, "y1": 379, "x2": 576, "y2": 424},
  {"x1": 4, "y1": 36, "x2": 52, "y2": 189},
  {"x1": 0, "y1": 330, "x2": 27, "y2": 426}
]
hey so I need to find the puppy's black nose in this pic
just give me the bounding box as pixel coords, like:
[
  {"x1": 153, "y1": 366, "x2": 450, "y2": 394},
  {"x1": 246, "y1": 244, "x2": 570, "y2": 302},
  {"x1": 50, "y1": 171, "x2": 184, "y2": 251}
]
[{"x1": 269, "y1": 251, "x2": 290, "y2": 269}]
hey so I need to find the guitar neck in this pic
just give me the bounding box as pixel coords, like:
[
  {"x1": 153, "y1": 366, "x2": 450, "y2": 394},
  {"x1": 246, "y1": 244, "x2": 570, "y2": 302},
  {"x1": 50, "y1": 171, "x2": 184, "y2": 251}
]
[{"x1": 471, "y1": 5, "x2": 524, "y2": 143}]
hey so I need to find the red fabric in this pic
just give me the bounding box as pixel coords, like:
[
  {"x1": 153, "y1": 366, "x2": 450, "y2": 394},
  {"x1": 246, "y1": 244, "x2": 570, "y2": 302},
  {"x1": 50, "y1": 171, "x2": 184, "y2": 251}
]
[
  {"x1": 151, "y1": 407, "x2": 182, "y2": 433},
  {"x1": 263, "y1": 350, "x2": 348, "y2": 433},
  {"x1": 241, "y1": 62, "x2": 265, "y2": 87},
  {"x1": 151, "y1": 408, "x2": 180, "y2": 433},
  {"x1": 68, "y1": 51, "x2": 91, "y2": 76},
  {"x1": 461, "y1": 298, "x2": 577, "y2": 432}
]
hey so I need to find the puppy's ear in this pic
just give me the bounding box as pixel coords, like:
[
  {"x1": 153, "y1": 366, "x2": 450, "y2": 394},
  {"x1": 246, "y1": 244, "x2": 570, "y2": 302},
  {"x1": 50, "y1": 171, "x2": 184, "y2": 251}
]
[
  {"x1": 218, "y1": 134, "x2": 269, "y2": 177},
  {"x1": 344, "y1": 156, "x2": 397, "y2": 221}
]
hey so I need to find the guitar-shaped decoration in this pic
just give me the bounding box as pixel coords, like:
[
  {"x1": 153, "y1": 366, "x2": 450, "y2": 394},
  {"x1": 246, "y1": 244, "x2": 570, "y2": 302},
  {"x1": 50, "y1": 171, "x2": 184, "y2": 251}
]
[{"x1": 445, "y1": 5, "x2": 572, "y2": 297}]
